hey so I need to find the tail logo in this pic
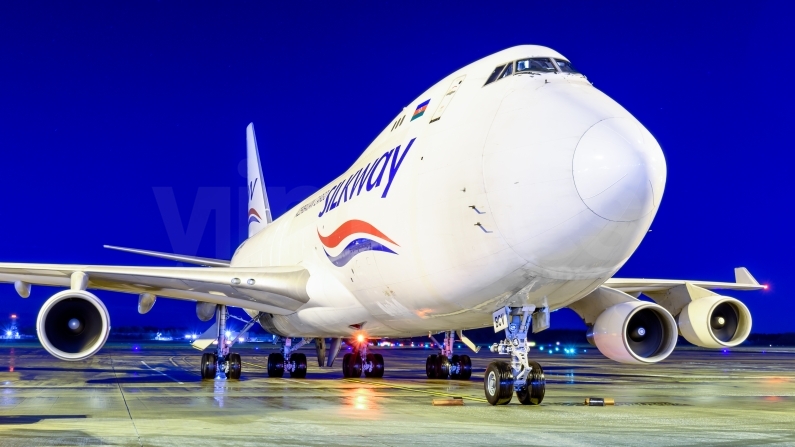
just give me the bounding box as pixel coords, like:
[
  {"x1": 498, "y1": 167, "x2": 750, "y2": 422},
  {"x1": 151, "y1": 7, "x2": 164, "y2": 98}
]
[
  {"x1": 248, "y1": 208, "x2": 262, "y2": 224},
  {"x1": 318, "y1": 220, "x2": 398, "y2": 267}
]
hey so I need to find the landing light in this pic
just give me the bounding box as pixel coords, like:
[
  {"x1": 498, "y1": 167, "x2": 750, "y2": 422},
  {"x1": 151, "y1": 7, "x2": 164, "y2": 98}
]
[
  {"x1": 10, "y1": 315, "x2": 16, "y2": 319},
  {"x1": 356, "y1": 334, "x2": 365, "y2": 343}
]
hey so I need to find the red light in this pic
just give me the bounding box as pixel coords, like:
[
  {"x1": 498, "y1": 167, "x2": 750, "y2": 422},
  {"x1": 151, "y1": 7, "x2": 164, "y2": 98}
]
[
  {"x1": 764, "y1": 284, "x2": 769, "y2": 290},
  {"x1": 10, "y1": 315, "x2": 16, "y2": 319},
  {"x1": 356, "y1": 334, "x2": 365, "y2": 343}
]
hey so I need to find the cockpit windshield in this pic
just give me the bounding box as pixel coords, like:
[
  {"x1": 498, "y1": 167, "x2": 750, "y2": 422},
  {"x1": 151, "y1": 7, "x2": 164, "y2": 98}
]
[
  {"x1": 516, "y1": 58, "x2": 557, "y2": 73},
  {"x1": 484, "y1": 57, "x2": 585, "y2": 86},
  {"x1": 554, "y1": 59, "x2": 580, "y2": 74}
]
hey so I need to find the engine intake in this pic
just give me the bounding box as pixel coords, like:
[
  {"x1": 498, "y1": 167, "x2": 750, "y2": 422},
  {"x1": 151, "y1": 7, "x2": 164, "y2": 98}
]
[
  {"x1": 589, "y1": 301, "x2": 677, "y2": 364},
  {"x1": 36, "y1": 290, "x2": 110, "y2": 361},
  {"x1": 677, "y1": 296, "x2": 751, "y2": 348}
]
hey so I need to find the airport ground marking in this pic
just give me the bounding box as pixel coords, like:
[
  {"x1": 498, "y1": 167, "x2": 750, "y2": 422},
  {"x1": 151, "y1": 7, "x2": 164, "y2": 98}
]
[
  {"x1": 141, "y1": 361, "x2": 184, "y2": 384},
  {"x1": 343, "y1": 378, "x2": 488, "y2": 403}
]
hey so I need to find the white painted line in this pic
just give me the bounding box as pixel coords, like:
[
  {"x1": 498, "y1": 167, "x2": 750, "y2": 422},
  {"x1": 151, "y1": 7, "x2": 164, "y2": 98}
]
[{"x1": 141, "y1": 361, "x2": 185, "y2": 385}]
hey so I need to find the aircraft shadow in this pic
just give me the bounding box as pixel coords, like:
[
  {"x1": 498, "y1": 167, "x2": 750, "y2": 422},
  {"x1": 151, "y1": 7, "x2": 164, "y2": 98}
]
[
  {"x1": 0, "y1": 415, "x2": 87, "y2": 425},
  {"x1": 86, "y1": 374, "x2": 199, "y2": 384}
]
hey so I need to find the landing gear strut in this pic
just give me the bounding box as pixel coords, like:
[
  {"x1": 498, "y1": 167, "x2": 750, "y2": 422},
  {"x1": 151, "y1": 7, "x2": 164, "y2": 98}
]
[
  {"x1": 426, "y1": 331, "x2": 472, "y2": 380},
  {"x1": 485, "y1": 306, "x2": 546, "y2": 405},
  {"x1": 199, "y1": 305, "x2": 261, "y2": 381},
  {"x1": 342, "y1": 336, "x2": 384, "y2": 378}
]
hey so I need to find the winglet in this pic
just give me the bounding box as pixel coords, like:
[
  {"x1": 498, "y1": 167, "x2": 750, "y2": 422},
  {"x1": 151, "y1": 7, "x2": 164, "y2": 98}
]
[
  {"x1": 246, "y1": 123, "x2": 272, "y2": 238},
  {"x1": 734, "y1": 267, "x2": 760, "y2": 286}
]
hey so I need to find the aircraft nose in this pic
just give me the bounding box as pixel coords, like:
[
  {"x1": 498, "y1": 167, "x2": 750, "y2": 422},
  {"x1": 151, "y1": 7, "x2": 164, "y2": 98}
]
[{"x1": 573, "y1": 118, "x2": 666, "y2": 222}]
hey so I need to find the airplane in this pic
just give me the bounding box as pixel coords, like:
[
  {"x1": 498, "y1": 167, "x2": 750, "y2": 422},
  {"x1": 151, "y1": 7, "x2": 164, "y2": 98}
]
[{"x1": 0, "y1": 45, "x2": 764, "y2": 406}]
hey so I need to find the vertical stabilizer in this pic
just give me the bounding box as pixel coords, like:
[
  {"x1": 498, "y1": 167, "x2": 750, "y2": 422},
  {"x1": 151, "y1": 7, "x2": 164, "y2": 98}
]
[{"x1": 246, "y1": 123, "x2": 271, "y2": 237}]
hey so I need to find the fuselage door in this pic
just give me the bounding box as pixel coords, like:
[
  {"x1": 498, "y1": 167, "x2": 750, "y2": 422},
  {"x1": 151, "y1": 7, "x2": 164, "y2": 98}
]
[{"x1": 429, "y1": 75, "x2": 466, "y2": 124}]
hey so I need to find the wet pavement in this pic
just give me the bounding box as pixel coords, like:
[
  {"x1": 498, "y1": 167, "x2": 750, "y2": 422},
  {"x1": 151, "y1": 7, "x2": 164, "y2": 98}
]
[{"x1": 1, "y1": 341, "x2": 794, "y2": 446}]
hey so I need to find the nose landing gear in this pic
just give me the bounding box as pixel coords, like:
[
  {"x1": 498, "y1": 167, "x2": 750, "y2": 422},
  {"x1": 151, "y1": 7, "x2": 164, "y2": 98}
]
[{"x1": 486, "y1": 306, "x2": 546, "y2": 405}]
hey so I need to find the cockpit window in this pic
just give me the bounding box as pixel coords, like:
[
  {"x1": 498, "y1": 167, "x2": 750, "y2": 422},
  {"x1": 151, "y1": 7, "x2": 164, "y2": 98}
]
[
  {"x1": 499, "y1": 62, "x2": 513, "y2": 79},
  {"x1": 516, "y1": 58, "x2": 557, "y2": 73},
  {"x1": 554, "y1": 59, "x2": 580, "y2": 74},
  {"x1": 484, "y1": 64, "x2": 506, "y2": 86}
]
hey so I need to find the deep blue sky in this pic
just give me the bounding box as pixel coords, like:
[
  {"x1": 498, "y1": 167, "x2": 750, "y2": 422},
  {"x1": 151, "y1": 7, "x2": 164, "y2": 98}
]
[{"x1": 0, "y1": 1, "x2": 791, "y2": 333}]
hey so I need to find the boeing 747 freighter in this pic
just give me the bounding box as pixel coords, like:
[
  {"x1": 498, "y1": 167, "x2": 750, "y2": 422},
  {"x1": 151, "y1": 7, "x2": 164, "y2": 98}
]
[{"x1": 1, "y1": 45, "x2": 763, "y2": 405}]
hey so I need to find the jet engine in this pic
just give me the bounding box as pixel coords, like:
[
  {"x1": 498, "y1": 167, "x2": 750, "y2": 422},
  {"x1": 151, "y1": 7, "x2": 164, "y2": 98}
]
[
  {"x1": 677, "y1": 296, "x2": 752, "y2": 348},
  {"x1": 36, "y1": 290, "x2": 111, "y2": 361},
  {"x1": 588, "y1": 301, "x2": 678, "y2": 364}
]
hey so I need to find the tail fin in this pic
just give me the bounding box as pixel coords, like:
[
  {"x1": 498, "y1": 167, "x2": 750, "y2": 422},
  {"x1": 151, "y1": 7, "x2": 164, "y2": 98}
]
[{"x1": 246, "y1": 123, "x2": 271, "y2": 237}]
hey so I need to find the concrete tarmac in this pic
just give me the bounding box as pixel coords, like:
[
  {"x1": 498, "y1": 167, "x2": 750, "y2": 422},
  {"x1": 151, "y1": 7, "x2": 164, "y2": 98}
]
[{"x1": 1, "y1": 341, "x2": 794, "y2": 446}]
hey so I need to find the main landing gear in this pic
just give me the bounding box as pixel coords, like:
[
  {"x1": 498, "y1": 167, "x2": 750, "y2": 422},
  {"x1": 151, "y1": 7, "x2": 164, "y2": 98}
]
[
  {"x1": 484, "y1": 306, "x2": 546, "y2": 405},
  {"x1": 199, "y1": 305, "x2": 260, "y2": 380},
  {"x1": 426, "y1": 331, "x2": 472, "y2": 380},
  {"x1": 341, "y1": 336, "x2": 384, "y2": 378},
  {"x1": 267, "y1": 337, "x2": 309, "y2": 378}
]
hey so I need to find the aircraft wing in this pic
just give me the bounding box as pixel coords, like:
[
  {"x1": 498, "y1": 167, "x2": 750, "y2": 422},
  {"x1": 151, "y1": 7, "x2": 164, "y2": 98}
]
[
  {"x1": 605, "y1": 267, "x2": 766, "y2": 294},
  {"x1": 0, "y1": 262, "x2": 310, "y2": 315}
]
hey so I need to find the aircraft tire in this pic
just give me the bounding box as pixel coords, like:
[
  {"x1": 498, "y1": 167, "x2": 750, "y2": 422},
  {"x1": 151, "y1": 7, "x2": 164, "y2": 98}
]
[
  {"x1": 365, "y1": 353, "x2": 384, "y2": 378},
  {"x1": 426, "y1": 354, "x2": 438, "y2": 378},
  {"x1": 450, "y1": 355, "x2": 461, "y2": 379},
  {"x1": 484, "y1": 361, "x2": 514, "y2": 405},
  {"x1": 516, "y1": 361, "x2": 545, "y2": 405},
  {"x1": 201, "y1": 353, "x2": 217, "y2": 380},
  {"x1": 458, "y1": 354, "x2": 472, "y2": 380},
  {"x1": 343, "y1": 352, "x2": 362, "y2": 378},
  {"x1": 290, "y1": 353, "x2": 307, "y2": 378},
  {"x1": 267, "y1": 352, "x2": 285, "y2": 378},
  {"x1": 228, "y1": 353, "x2": 242, "y2": 380},
  {"x1": 434, "y1": 354, "x2": 450, "y2": 379}
]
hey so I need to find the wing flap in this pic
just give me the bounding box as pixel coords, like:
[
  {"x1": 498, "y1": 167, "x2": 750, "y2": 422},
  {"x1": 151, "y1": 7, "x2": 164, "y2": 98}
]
[{"x1": 0, "y1": 262, "x2": 310, "y2": 315}]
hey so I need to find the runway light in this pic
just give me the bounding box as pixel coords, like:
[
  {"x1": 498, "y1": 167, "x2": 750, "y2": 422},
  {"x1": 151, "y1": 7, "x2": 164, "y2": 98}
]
[
  {"x1": 5, "y1": 331, "x2": 10, "y2": 337},
  {"x1": 10, "y1": 315, "x2": 16, "y2": 319},
  {"x1": 185, "y1": 334, "x2": 191, "y2": 339},
  {"x1": 555, "y1": 347, "x2": 559, "y2": 352},
  {"x1": 556, "y1": 342, "x2": 560, "y2": 346},
  {"x1": 225, "y1": 331, "x2": 232, "y2": 337},
  {"x1": 238, "y1": 337, "x2": 245, "y2": 342},
  {"x1": 191, "y1": 334, "x2": 197, "y2": 340},
  {"x1": 539, "y1": 346, "x2": 544, "y2": 351}
]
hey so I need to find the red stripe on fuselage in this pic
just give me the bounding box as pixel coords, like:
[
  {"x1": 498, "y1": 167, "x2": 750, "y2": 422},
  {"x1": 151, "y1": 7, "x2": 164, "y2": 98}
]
[
  {"x1": 248, "y1": 208, "x2": 262, "y2": 218},
  {"x1": 317, "y1": 219, "x2": 398, "y2": 249}
]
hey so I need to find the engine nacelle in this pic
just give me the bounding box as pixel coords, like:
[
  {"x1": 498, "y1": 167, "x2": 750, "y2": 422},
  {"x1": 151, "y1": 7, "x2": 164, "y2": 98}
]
[
  {"x1": 589, "y1": 301, "x2": 678, "y2": 364},
  {"x1": 36, "y1": 290, "x2": 111, "y2": 361},
  {"x1": 678, "y1": 296, "x2": 752, "y2": 348}
]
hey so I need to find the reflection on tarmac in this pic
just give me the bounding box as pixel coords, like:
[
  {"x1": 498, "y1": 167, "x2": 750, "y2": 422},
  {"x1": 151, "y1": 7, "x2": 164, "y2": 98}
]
[{"x1": 0, "y1": 342, "x2": 794, "y2": 446}]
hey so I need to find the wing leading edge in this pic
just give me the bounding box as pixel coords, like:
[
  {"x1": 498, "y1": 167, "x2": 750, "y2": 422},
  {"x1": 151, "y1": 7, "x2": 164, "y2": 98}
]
[{"x1": 605, "y1": 267, "x2": 765, "y2": 294}]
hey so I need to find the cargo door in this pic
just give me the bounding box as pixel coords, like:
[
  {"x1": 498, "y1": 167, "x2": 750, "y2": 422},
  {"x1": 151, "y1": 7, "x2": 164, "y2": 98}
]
[{"x1": 429, "y1": 75, "x2": 466, "y2": 124}]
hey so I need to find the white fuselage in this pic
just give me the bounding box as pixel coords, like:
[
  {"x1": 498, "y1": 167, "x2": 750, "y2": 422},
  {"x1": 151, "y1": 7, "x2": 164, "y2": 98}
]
[{"x1": 231, "y1": 45, "x2": 667, "y2": 338}]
